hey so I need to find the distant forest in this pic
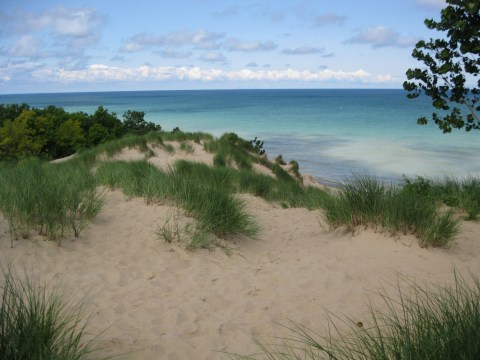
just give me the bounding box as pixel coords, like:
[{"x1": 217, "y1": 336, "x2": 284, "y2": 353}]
[{"x1": 0, "y1": 104, "x2": 161, "y2": 160}]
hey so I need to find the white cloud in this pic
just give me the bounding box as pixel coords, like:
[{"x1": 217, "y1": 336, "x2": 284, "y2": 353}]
[
  {"x1": 313, "y1": 13, "x2": 346, "y2": 27},
  {"x1": 417, "y1": 0, "x2": 446, "y2": 9},
  {"x1": 282, "y1": 46, "x2": 325, "y2": 55},
  {"x1": 7, "y1": 35, "x2": 46, "y2": 58},
  {"x1": 199, "y1": 52, "x2": 226, "y2": 63},
  {"x1": 16, "y1": 7, "x2": 106, "y2": 39},
  {"x1": 223, "y1": 39, "x2": 277, "y2": 52},
  {"x1": 46, "y1": 64, "x2": 394, "y2": 85},
  {"x1": 121, "y1": 32, "x2": 276, "y2": 54},
  {"x1": 157, "y1": 49, "x2": 192, "y2": 59},
  {"x1": 0, "y1": 6, "x2": 106, "y2": 63},
  {"x1": 120, "y1": 30, "x2": 224, "y2": 53},
  {"x1": 346, "y1": 26, "x2": 418, "y2": 48}
]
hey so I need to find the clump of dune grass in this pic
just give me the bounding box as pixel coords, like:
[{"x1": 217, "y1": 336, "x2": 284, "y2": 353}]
[
  {"x1": 169, "y1": 161, "x2": 257, "y2": 238},
  {"x1": 232, "y1": 273, "x2": 480, "y2": 360},
  {"x1": 274, "y1": 154, "x2": 286, "y2": 165},
  {"x1": 179, "y1": 141, "x2": 195, "y2": 154},
  {"x1": 402, "y1": 175, "x2": 480, "y2": 220},
  {"x1": 161, "y1": 130, "x2": 213, "y2": 143},
  {"x1": 0, "y1": 267, "x2": 98, "y2": 360},
  {"x1": 163, "y1": 143, "x2": 175, "y2": 154},
  {"x1": 204, "y1": 133, "x2": 255, "y2": 170},
  {"x1": 323, "y1": 175, "x2": 459, "y2": 247},
  {"x1": 0, "y1": 159, "x2": 103, "y2": 246},
  {"x1": 96, "y1": 159, "x2": 258, "y2": 240}
]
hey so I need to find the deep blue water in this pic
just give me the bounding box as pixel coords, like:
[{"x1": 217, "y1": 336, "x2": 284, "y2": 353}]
[{"x1": 1, "y1": 89, "x2": 479, "y2": 185}]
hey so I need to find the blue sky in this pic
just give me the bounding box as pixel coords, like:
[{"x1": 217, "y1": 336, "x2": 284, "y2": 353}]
[{"x1": 0, "y1": 0, "x2": 446, "y2": 94}]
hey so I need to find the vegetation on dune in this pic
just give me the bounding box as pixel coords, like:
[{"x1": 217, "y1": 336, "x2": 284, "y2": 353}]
[
  {"x1": 0, "y1": 267, "x2": 99, "y2": 360},
  {"x1": 232, "y1": 273, "x2": 480, "y2": 360},
  {"x1": 402, "y1": 175, "x2": 480, "y2": 220},
  {"x1": 0, "y1": 125, "x2": 474, "y2": 248},
  {"x1": 323, "y1": 175, "x2": 459, "y2": 247},
  {"x1": 0, "y1": 159, "x2": 103, "y2": 247}
]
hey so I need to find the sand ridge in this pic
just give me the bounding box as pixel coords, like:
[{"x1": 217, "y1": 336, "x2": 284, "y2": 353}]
[{"x1": 1, "y1": 143, "x2": 480, "y2": 359}]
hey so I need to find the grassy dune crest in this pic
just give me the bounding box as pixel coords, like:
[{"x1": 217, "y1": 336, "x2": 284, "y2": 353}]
[{"x1": 0, "y1": 131, "x2": 476, "y2": 248}]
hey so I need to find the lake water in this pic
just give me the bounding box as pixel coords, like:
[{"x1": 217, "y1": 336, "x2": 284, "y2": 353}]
[{"x1": 1, "y1": 89, "x2": 478, "y2": 186}]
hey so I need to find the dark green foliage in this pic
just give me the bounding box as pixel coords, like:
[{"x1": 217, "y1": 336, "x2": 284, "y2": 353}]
[
  {"x1": 0, "y1": 103, "x2": 30, "y2": 127},
  {"x1": 404, "y1": 0, "x2": 480, "y2": 132},
  {"x1": 250, "y1": 137, "x2": 265, "y2": 155},
  {"x1": 122, "y1": 110, "x2": 161, "y2": 134},
  {"x1": 0, "y1": 104, "x2": 165, "y2": 160},
  {"x1": 0, "y1": 267, "x2": 98, "y2": 360},
  {"x1": 234, "y1": 273, "x2": 480, "y2": 360}
]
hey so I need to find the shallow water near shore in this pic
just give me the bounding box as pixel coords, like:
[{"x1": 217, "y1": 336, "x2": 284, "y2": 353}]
[{"x1": 2, "y1": 89, "x2": 479, "y2": 185}]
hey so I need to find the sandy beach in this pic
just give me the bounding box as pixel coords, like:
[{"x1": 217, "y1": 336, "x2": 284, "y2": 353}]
[{"x1": 1, "y1": 143, "x2": 480, "y2": 359}]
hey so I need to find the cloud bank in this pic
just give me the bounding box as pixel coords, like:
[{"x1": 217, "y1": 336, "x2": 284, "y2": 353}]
[{"x1": 35, "y1": 64, "x2": 394, "y2": 85}]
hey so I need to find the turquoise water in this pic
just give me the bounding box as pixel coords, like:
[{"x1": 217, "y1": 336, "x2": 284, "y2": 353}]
[{"x1": 1, "y1": 89, "x2": 479, "y2": 185}]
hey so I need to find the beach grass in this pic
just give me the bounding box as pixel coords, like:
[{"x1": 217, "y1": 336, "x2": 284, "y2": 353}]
[
  {"x1": 0, "y1": 131, "x2": 469, "y2": 248},
  {"x1": 231, "y1": 273, "x2": 480, "y2": 360},
  {"x1": 402, "y1": 175, "x2": 480, "y2": 220},
  {"x1": 323, "y1": 175, "x2": 459, "y2": 247},
  {"x1": 0, "y1": 159, "x2": 103, "y2": 246},
  {"x1": 0, "y1": 267, "x2": 97, "y2": 360},
  {"x1": 96, "y1": 159, "x2": 258, "y2": 240}
]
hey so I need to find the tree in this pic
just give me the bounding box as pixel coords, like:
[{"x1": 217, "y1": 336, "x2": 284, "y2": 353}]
[
  {"x1": 55, "y1": 119, "x2": 85, "y2": 157},
  {"x1": 122, "y1": 110, "x2": 161, "y2": 134},
  {"x1": 403, "y1": 0, "x2": 480, "y2": 133},
  {"x1": 0, "y1": 110, "x2": 46, "y2": 159}
]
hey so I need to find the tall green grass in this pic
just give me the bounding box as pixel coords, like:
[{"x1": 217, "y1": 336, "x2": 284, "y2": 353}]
[
  {"x1": 204, "y1": 133, "x2": 255, "y2": 170},
  {"x1": 232, "y1": 273, "x2": 480, "y2": 360},
  {"x1": 96, "y1": 159, "x2": 258, "y2": 244},
  {"x1": 0, "y1": 267, "x2": 98, "y2": 360},
  {"x1": 323, "y1": 175, "x2": 459, "y2": 247},
  {"x1": 403, "y1": 176, "x2": 480, "y2": 220},
  {"x1": 0, "y1": 159, "x2": 103, "y2": 246}
]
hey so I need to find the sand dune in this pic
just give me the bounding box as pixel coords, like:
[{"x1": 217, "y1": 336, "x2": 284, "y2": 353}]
[{"x1": 1, "y1": 144, "x2": 480, "y2": 359}]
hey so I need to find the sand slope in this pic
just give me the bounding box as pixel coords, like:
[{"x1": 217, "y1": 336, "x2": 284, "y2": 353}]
[{"x1": 1, "y1": 145, "x2": 480, "y2": 359}]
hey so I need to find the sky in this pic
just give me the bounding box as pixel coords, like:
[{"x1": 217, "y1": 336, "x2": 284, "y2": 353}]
[{"x1": 0, "y1": 0, "x2": 447, "y2": 94}]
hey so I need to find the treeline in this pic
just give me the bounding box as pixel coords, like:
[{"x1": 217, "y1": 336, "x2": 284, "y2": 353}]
[{"x1": 0, "y1": 104, "x2": 161, "y2": 160}]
